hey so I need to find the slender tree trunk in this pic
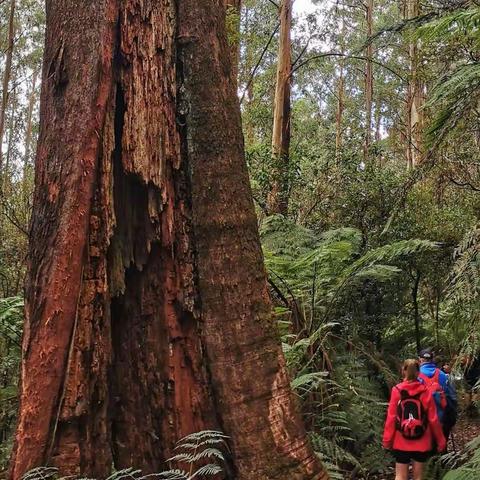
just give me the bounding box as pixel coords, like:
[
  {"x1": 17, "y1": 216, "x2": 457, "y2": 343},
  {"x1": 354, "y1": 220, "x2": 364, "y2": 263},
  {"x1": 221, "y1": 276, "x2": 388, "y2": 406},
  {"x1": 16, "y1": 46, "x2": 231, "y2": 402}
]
[
  {"x1": 375, "y1": 100, "x2": 384, "y2": 166},
  {"x1": 375, "y1": 102, "x2": 381, "y2": 143},
  {"x1": 224, "y1": 0, "x2": 241, "y2": 86},
  {"x1": 0, "y1": 0, "x2": 16, "y2": 174},
  {"x1": 267, "y1": 0, "x2": 292, "y2": 215},
  {"x1": 22, "y1": 70, "x2": 38, "y2": 206},
  {"x1": 364, "y1": 0, "x2": 373, "y2": 161},
  {"x1": 23, "y1": 71, "x2": 38, "y2": 178},
  {"x1": 406, "y1": 0, "x2": 423, "y2": 169},
  {"x1": 242, "y1": 5, "x2": 256, "y2": 144},
  {"x1": 10, "y1": 2, "x2": 328, "y2": 480},
  {"x1": 412, "y1": 270, "x2": 421, "y2": 354},
  {"x1": 335, "y1": 64, "x2": 345, "y2": 162},
  {"x1": 4, "y1": 87, "x2": 17, "y2": 184},
  {"x1": 335, "y1": 15, "x2": 346, "y2": 163}
]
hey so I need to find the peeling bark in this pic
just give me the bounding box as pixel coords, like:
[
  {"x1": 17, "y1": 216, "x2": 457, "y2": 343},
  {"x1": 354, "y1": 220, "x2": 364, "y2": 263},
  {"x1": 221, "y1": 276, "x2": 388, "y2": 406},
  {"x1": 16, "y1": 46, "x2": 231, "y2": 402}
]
[
  {"x1": 10, "y1": 1, "x2": 328, "y2": 479},
  {"x1": 10, "y1": 0, "x2": 119, "y2": 476}
]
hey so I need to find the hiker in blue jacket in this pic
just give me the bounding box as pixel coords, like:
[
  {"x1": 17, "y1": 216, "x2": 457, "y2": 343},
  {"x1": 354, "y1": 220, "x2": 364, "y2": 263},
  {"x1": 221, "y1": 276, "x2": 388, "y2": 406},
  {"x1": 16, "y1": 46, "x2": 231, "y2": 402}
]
[{"x1": 418, "y1": 348, "x2": 458, "y2": 441}]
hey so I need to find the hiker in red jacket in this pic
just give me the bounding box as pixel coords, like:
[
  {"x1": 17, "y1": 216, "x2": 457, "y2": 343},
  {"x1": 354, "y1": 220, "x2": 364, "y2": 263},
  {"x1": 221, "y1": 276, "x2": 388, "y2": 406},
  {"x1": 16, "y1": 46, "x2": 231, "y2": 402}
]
[{"x1": 383, "y1": 359, "x2": 446, "y2": 480}]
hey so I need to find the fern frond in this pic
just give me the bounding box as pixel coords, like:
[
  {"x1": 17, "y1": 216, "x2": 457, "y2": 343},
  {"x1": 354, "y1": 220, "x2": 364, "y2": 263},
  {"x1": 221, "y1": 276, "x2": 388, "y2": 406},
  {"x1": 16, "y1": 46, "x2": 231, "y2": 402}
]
[
  {"x1": 167, "y1": 448, "x2": 225, "y2": 464},
  {"x1": 21, "y1": 467, "x2": 59, "y2": 480},
  {"x1": 190, "y1": 465, "x2": 223, "y2": 479},
  {"x1": 156, "y1": 470, "x2": 189, "y2": 480}
]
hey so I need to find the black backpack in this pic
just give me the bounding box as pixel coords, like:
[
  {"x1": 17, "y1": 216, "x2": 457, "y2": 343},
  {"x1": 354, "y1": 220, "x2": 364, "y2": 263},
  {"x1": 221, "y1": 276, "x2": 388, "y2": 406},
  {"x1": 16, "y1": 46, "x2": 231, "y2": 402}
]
[{"x1": 395, "y1": 388, "x2": 428, "y2": 439}]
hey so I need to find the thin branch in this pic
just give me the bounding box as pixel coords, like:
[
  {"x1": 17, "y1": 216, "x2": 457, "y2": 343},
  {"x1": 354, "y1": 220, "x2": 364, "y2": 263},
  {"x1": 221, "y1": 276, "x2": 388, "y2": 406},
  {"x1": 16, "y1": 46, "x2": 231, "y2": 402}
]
[
  {"x1": 240, "y1": 22, "x2": 280, "y2": 105},
  {"x1": 0, "y1": 319, "x2": 22, "y2": 346},
  {"x1": 291, "y1": 52, "x2": 405, "y2": 82},
  {"x1": 447, "y1": 176, "x2": 480, "y2": 192},
  {"x1": 0, "y1": 194, "x2": 29, "y2": 236},
  {"x1": 291, "y1": 37, "x2": 311, "y2": 69},
  {"x1": 268, "y1": 277, "x2": 290, "y2": 308},
  {"x1": 268, "y1": 270, "x2": 305, "y2": 332}
]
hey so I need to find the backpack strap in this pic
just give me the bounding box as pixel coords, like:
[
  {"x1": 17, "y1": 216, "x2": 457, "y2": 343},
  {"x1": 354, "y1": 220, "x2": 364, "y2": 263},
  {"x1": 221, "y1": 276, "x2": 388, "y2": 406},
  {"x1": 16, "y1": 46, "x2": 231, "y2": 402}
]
[
  {"x1": 432, "y1": 368, "x2": 441, "y2": 384},
  {"x1": 395, "y1": 386, "x2": 409, "y2": 400},
  {"x1": 418, "y1": 372, "x2": 430, "y2": 384},
  {"x1": 395, "y1": 385, "x2": 425, "y2": 400}
]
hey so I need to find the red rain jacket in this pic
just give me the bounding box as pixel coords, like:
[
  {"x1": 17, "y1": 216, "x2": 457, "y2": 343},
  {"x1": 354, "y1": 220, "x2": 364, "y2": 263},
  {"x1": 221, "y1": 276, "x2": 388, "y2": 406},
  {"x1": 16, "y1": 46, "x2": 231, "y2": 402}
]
[{"x1": 383, "y1": 380, "x2": 446, "y2": 452}]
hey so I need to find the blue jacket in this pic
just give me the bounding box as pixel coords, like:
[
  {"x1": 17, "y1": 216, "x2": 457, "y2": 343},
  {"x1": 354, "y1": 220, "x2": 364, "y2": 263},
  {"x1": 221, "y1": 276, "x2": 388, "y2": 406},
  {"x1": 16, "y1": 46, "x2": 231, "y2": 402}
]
[{"x1": 419, "y1": 362, "x2": 457, "y2": 422}]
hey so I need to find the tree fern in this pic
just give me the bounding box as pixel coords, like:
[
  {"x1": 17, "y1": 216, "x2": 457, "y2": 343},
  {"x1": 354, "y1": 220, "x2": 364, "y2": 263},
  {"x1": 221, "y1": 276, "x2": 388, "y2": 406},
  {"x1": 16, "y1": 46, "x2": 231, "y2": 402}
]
[{"x1": 416, "y1": 6, "x2": 480, "y2": 145}]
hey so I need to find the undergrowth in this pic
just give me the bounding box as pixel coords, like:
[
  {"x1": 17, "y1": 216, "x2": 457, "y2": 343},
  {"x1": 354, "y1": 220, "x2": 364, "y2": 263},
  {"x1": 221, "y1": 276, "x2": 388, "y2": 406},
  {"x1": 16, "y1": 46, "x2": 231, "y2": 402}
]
[{"x1": 20, "y1": 431, "x2": 228, "y2": 480}]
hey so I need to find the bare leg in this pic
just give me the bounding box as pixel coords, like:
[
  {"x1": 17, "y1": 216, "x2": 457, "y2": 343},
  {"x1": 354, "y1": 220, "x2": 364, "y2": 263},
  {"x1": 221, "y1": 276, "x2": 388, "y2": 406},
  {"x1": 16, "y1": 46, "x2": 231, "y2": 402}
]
[
  {"x1": 395, "y1": 463, "x2": 409, "y2": 480},
  {"x1": 412, "y1": 461, "x2": 424, "y2": 480}
]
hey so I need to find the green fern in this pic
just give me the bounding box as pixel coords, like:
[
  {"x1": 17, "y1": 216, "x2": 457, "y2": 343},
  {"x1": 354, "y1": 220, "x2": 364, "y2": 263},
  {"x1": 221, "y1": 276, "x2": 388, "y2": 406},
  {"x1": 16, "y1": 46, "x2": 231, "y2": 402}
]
[
  {"x1": 423, "y1": 435, "x2": 480, "y2": 480},
  {"x1": 0, "y1": 296, "x2": 23, "y2": 468},
  {"x1": 20, "y1": 431, "x2": 228, "y2": 480},
  {"x1": 416, "y1": 6, "x2": 480, "y2": 145}
]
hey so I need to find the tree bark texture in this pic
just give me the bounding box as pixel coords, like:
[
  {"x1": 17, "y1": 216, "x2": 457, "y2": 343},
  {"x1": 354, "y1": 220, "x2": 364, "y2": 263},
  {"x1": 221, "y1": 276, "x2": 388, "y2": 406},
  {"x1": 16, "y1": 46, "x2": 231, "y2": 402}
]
[
  {"x1": 267, "y1": 0, "x2": 292, "y2": 216},
  {"x1": 0, "y1": 0, "x2": 16, "y2": 173},
  {"x1": 10, "y1": 1, "x2": 328, "y2": 480}
]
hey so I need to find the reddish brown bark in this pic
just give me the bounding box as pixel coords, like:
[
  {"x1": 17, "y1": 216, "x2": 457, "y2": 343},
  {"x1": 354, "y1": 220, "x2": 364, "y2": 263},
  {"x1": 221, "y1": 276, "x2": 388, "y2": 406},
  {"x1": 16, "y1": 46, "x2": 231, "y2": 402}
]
[
  {"x1": 267, "y1": 0, "x2": 292, "y2": 216},
  {"x1": 10, "y1": 1, "x2": 118, "y2": 476},
  {"x1": 11, "y1": 1, "x2": 328, "y2": 479},
  {"x1": 180, "y1": 2, "x2": 324, "y2": 477}
]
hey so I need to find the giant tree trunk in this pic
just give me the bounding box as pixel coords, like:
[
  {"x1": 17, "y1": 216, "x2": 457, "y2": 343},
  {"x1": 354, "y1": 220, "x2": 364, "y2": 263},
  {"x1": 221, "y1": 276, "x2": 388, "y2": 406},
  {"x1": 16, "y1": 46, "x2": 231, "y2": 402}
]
[
  {"x1": 0, "y1": 0, "x2": 16, "y2": 173},
  {"x1": 10, "y1": 1, "x2": 327, "y2": 480},
  {"x1": 267, "y1": 0, "x2": 292, "y2": 216}
]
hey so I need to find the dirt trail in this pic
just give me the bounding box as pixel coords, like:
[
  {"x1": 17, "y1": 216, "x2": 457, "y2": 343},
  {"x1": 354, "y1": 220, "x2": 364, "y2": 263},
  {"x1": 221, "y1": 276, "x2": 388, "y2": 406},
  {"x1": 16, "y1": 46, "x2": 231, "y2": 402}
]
[{"x1": 449, "y1": 413, "x2": 480, "y2": 452}]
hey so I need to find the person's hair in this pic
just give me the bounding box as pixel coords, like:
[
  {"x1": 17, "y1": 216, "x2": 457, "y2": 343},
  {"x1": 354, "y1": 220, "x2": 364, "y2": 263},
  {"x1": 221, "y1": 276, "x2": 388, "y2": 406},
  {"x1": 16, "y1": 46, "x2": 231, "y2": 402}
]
[{"x1": 403, "y1": 359, "x2": 420, "y2": 381}]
